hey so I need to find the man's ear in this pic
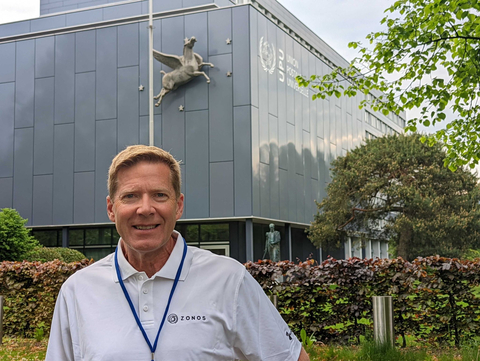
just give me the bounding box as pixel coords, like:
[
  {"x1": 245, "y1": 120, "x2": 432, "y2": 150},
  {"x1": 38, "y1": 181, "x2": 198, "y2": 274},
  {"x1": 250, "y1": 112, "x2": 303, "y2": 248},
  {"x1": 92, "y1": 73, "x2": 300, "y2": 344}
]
[{"x1": 106, "y1": 195, "x2": 116, "y2": 222}]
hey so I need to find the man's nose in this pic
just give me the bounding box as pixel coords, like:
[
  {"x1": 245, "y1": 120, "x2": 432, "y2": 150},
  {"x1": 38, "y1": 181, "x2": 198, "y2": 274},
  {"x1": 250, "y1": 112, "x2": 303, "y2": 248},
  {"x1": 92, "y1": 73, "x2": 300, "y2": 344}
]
[{"x1": 137, "y1": 194, "x2": 155, "y2": 215}]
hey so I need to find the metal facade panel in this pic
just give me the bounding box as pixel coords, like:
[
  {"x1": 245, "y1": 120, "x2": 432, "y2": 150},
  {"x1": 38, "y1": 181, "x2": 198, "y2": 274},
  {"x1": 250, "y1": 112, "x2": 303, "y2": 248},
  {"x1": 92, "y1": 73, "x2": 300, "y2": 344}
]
[
  {"x1": 249, "y1": 8, "x2": 258, "y2": 108},
  {"x1": 0, "y1": 83, "x2": 14, "y2": 178},
  {"x1": 74, "y1": 171, "x2": 95, "y2": 224},
  {"x1": 185, "y1": 110, "x2": 209, "y2": 218},
  {"x1": 276, "y1": 27, "x2": 287, "y2": 171},
  {"x1": 118, "y1": 23, "x2": 139, "y2": 68},
  {"x1": 139, "y1": 114, "x2": 162, "y2": 147},
  {"x1": 55, "y1": 33, "x2": 75, "y2": 124},
  {"x1": 266, "y1": 20, "x2": 277, "y2": 117},
  {"x1": 35, "y1": 37, "x2": 55, "y2": 79},
  {"x1": 74, "y1": 72, "x2": 96, "y2": 172},
  {"x1": 33, "y1": 175, "x2": 53, "y2": 226},
  {"x1": 53, "y1": 123, "x2": 74, "y2": 225},
  {"x1": 208, "y1": 53, "x2": 233, "y2": 162},
  {"x1": 152, "y1": 19, "x2": 162, "y2": 116},
  {"x1": 251, "y1": 106, "x2": 260, "y2": 215},
  {"x1": 296, "y1": 173, "x2": 304, "y2": 222},
  {"x1": 161, "y1": 17, "x2": 184, "y2": 62},
  {"x1": 96, "y1": 27, "x2": 117, "y2": 121},
  {"x1": 117, "y1": 66, "x2": 140, "y2": 151},
  {"x1": 285, "y1": 34, "x2": 294, "y2": 126},
  {"x1": 161, "y1": 88, "x2": 185, "y2": 163},
  {"x1": 0, "y1": 43, "x2": 15, "y2": 83},
  {"x1": 257, "y1": 14, "x2": 269, "y2": 165},
  {"x1": 234, "y1": 106, "x2": 252, "y2": 216},
  {"x1": 31, "y1": 15, "x2": 66, "y2": 32},
  {"x1": 0, "y1": 178, "x2": 13, "y2": 209},
  {"x1": 75, "y1": 30, "x2": 96, "y2": 73},
  {"x1": 184, "y1": 13, "x2": 209, "y2": 112},
  {"x1": 286, "y1": 122, "x2": 296, "y2": 221},
  {"x1": 66, "y1": 9, "x2": 103, "y2": 27},
  {"x1": 279, "y1": 168, "x2": 288, "y2": 221},
  {"x1": 95, "y1": 119, "x2": 117, "y2": 223},
  {"x1": 259, "y1": 162, "x2": 269, "y2": 217},
  {"x1": 301, "y1": 49, "x2": 309, "y2": 133},
  {"x1": 210, "y1": 162, "x2": 234, "y2": 217},
  {"x1": 34, "y1": 77, "x2": 54, "y2": 175},
  {"x1": 139, "y1": 21, "x2": 149, "y2": 117},
  {"x1": 208, "y1": 9, "x2": 232, "y2": 56},
  {"x1": 232, "y1": 6, "x2": 250, "y2": 107},
  {"x1": 15, "y1": 40, "x2": 35, "y2": 129},
  {"x1": 153, "y1": 0, "x2": 182, "y2": 13},
  {"x1": 13, "y1": 128, "x2": 34, "y2": 225},
  {"x1": 268, "y1": 114, "x2": 279, "y2": 220},
  {"x1": 103, "y1": 2, "x2": 143, "y2": 21},
  {"x1": 0, "y1": 21, "x2": 30, "y2": 38}
]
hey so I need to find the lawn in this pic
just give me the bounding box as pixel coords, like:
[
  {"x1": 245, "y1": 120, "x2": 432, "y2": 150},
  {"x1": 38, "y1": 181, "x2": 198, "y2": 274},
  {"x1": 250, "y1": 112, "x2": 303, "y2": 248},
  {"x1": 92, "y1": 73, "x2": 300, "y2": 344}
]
[{"x1": 2, "y1": 337, "x2": 480, "y2": 361}]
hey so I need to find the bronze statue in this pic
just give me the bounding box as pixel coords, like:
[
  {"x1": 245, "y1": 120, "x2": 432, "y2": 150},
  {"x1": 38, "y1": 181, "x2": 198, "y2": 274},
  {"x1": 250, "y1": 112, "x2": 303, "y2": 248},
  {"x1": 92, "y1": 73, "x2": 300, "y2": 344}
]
[
  {"x1": 263, "y1": 224, "x2": 281, "y2": 262},
  {"x1": 153, "y1": 36, "x2": 214, "y2": 107}
]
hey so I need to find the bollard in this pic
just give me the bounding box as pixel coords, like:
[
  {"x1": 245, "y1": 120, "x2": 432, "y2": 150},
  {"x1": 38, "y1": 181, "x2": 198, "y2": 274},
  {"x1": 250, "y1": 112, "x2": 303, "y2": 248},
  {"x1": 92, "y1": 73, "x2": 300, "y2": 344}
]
[
  {"x1": 268, "y1": 294, "x2": 278, "y2": 309},
  {"x1": 0, "y1": 295, "x2": 3, "y2": 345},
  {"x1": 372, "y1": 296, "x2": 394, "y2": 347}
]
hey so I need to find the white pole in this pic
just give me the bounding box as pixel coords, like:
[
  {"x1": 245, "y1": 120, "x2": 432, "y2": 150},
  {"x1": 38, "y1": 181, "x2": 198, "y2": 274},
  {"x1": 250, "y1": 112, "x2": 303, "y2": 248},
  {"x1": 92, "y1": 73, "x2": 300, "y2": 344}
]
[{"x1": 148, "y1": 0, "x2": 154, "y2": 146}]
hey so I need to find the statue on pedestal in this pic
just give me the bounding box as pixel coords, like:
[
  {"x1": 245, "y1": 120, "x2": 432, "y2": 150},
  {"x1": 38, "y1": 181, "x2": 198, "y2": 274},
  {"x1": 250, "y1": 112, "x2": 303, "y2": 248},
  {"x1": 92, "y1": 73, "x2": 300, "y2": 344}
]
[{"x1": 263, "y1": 224, "x2": 281, "y2": 262}]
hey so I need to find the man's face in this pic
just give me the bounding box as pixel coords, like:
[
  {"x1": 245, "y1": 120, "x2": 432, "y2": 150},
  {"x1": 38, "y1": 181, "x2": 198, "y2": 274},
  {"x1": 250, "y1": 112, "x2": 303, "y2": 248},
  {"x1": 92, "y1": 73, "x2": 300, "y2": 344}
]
[{"x1": 106, "y1": 161, "x2": 184, "y2": 256}]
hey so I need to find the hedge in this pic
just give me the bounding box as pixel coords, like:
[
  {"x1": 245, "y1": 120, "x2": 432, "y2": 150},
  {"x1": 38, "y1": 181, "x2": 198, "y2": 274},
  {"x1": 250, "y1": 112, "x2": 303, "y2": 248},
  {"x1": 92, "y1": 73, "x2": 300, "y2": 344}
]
[
  {"x1": 0, "y1": 259, "x2": 93, "y2": 337},
  {"x1": 246, "y1": 256, "x2": 480, "y2": 346},
  {"x1": 2, "y1": 255, "x2": 480, "y2": 346}
]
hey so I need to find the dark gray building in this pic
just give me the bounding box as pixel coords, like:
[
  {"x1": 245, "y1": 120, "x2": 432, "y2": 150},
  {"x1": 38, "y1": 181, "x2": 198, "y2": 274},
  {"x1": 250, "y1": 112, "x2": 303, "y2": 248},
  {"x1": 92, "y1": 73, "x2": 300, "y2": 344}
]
[{"x1": 0, "y1": 0, "x2": 404, "y2": 261}]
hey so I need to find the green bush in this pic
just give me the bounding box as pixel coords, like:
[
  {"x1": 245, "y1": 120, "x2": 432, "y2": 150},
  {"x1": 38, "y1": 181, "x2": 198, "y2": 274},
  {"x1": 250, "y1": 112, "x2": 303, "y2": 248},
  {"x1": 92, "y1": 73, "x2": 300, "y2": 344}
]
[
  {"x1": 23, "y1": 246, "x2": 87, "y2": 263},
  {"x1": 55, "y1": 247, "x2": 87, "y2": 263},
  {"x1": 0, "y1": 209, "x2": 39, "y2": 261}
]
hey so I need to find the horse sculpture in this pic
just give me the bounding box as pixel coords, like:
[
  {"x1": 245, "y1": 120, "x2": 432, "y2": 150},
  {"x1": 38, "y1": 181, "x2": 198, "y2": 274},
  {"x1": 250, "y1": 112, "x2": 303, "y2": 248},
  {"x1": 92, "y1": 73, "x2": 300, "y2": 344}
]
[{"x1": 153, "y1": 36, "x2": 214, "y2": 107}]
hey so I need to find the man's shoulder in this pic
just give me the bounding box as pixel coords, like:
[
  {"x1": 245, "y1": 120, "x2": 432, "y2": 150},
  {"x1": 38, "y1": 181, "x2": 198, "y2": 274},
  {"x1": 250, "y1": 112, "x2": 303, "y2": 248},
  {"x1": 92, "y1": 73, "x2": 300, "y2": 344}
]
[
  {"x1": 62, "y1": 252, "x2": 114, "y2": 288},
  {"x1": 188, "y1": 246, "x2": 246, "y2": 276}
]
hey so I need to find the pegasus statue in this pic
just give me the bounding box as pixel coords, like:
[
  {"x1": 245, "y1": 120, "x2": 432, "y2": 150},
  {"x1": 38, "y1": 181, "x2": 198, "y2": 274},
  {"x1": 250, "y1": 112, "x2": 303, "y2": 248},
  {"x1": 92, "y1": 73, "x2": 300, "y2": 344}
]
[{"x1": 153, "y1": 36, "x2": 214, "y2": 107}]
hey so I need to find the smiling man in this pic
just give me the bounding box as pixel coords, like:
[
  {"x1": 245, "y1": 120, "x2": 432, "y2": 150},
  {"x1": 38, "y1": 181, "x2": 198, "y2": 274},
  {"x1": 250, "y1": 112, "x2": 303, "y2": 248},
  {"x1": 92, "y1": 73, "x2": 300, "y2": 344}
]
[{"x1": 46, "y1": 145, "x2": 309, "y2": 361}]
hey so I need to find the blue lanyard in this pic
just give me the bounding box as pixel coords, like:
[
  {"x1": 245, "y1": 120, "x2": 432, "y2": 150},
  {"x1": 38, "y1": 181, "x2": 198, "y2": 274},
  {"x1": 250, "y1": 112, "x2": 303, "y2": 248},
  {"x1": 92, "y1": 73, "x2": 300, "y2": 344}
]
[{"x1": 114, "y1": 238, "x2": 187, "y2": 361}]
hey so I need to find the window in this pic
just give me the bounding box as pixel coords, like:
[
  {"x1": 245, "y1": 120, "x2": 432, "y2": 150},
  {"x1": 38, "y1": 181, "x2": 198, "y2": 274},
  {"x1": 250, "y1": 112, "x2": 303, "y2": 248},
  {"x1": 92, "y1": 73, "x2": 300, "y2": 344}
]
[{"x1": 32, "y1": 229, "x2": 62, "y2": 247}]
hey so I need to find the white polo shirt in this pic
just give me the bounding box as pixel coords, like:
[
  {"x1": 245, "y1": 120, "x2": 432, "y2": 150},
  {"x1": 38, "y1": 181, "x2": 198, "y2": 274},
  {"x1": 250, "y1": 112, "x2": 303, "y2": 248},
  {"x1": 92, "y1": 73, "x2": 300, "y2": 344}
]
[{"x1": 46, "y1": 232, "x2": 301, "y2": 361}]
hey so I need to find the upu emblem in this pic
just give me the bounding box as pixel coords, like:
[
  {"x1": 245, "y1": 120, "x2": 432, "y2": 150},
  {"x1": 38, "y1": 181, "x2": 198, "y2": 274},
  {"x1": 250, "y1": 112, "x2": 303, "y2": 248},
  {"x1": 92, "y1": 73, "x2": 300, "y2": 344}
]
[
  {"x1": 259, "y1": 36, "x2": 276, "y2": 75},
  {"x1": 167, "y1": 314, "x2": 178, "y2": 324}
]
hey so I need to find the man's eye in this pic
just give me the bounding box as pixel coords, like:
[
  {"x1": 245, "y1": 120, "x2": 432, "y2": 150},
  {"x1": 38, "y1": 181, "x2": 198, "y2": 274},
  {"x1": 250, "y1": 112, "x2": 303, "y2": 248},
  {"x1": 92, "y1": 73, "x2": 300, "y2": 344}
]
[
  {"x1": 123, "y1": 194, "x2": 136, "y2": 200},
  {"x1": 155, "y1": 193, "x2": 166, "y2": 198}
]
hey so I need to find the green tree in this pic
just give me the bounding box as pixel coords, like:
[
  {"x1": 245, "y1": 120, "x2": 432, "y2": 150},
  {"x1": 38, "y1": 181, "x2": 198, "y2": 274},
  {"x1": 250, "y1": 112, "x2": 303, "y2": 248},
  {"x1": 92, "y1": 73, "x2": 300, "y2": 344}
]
[
  {"x1": 298, "y1": 0, "x2": 480, "y2": 170},
  {"x1": 0, "y1": 208, "x2": 39, "y2": 261},
  {"x1": 308, "y1": 134, "x2": 480, "y2": 261}
]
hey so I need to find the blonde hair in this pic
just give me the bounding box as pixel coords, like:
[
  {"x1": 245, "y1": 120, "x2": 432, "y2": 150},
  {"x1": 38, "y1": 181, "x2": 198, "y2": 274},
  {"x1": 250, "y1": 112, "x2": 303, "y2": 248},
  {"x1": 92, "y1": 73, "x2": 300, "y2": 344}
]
[{"x1": 108, "y1": 145, "x2": 181, "y2": 199}]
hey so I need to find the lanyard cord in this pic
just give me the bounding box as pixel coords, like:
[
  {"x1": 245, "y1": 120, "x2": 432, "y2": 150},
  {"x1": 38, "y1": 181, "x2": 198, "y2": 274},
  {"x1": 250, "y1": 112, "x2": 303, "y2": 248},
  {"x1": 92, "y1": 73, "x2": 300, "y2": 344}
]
[{"x1": 114, "y1": 238, "x2": 187, "y2": 361}]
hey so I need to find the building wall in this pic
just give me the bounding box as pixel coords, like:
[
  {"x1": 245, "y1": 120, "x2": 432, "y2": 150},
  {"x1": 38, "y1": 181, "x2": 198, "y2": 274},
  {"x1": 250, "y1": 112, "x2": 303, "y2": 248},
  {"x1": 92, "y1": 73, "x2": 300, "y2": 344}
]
[{"x1": 0, "y1": 6, "x2": 254, "y2": 227}]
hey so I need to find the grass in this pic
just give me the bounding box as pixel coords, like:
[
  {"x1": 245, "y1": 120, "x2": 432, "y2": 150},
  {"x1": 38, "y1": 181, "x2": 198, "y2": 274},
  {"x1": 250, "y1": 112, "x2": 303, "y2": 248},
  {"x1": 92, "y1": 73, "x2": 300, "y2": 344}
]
[
  {"x1": 1, "y1": 336, "x2": 480, "y2": 361},
  {"x1": 0, "y1": 337, "x2": 47, "y2": 360}
]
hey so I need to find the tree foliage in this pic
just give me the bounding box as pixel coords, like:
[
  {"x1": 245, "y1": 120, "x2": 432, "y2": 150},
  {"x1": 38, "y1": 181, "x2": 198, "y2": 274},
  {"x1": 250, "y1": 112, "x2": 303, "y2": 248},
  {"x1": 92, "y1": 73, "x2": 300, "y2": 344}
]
[
  {"x1": 298, "y1": 0, "x2": 480, "y2": 170},
  {"x1": 307, "y1": 134, "x2": 480, "y2": 260},
  {"x1": 0, "y1": 208, "x2": 39, "y2": 261}
]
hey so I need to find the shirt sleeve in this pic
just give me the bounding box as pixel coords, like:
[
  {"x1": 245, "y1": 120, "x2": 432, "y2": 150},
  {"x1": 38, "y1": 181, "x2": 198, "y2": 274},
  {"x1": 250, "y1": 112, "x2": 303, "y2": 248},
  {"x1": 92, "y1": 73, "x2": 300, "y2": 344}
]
[
  {"x1": 232, "y1": 270, "x2": 302, "y2": 361},
  {"x1": 45, "y1": 287, "x2": 76, "y2": 361}
]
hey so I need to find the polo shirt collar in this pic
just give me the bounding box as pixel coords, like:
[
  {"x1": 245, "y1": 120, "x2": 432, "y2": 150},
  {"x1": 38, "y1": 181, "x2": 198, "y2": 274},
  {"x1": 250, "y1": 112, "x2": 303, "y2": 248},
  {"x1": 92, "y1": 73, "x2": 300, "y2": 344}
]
[{"x1": 113, "y1": 230, "x2": 192, "y2": 282}]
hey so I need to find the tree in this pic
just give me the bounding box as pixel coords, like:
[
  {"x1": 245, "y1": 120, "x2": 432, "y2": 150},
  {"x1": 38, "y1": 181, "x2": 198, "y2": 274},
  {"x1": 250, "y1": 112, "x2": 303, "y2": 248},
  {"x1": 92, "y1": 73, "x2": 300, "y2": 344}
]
[
  {"x1": 0, "y1": 208, "x2": 39, "y2": 261},
  {"x1": 298, "y1": 0, "x2": 480, "y2": 170},
  {"x1": 307, "y1": 134, "x2": 480, "y2": 261}
]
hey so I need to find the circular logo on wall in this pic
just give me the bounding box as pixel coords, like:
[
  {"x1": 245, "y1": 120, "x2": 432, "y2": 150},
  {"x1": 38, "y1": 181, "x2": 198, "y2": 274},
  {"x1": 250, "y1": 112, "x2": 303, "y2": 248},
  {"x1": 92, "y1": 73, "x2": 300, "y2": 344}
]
[
  {"x1": 259, "y1": 36, "x2": 276, "y2": 75},
  {"x1": 167, "y1": 313, "x2": 178, "y2": 324}
]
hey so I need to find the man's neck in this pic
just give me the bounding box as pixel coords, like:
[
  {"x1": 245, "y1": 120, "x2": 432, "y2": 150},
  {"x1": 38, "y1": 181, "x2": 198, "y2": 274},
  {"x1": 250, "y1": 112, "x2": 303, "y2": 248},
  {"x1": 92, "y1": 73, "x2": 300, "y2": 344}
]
[{"x1": 121, "y1": 237, "x2": 177, "y2": 278}]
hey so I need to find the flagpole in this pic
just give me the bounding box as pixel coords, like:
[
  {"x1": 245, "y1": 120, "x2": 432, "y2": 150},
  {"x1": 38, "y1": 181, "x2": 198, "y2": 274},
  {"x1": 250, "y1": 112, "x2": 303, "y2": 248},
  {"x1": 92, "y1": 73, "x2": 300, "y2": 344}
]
[{"x1": 148, "y1": 0, "x2": 154, "y2": 146}]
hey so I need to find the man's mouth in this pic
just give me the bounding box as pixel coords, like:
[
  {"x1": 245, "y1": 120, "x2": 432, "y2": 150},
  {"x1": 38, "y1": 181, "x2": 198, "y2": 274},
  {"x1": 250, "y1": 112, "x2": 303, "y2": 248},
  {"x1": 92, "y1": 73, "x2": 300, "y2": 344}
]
[{"x1": 134, "y1": 225, "x2": 158, "y2": 230}]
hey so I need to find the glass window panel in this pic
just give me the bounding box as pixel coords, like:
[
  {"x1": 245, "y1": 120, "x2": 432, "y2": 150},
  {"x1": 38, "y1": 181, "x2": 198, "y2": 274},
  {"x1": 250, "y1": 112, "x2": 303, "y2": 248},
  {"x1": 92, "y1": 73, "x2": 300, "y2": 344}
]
[
  {"x1": 112, "y1": 227, "x2": 120, "y2": 242},
  {"x1": 85, "y1": 228, "x2": 112, "y2": 245},
  {"x1": 32, "y1": 230, "x2": 60, "y2": 247},
  {"x1": 83, "y1": 247, "x2": 114, "y2": 261},
  {"x1": 69, "y1": 229, "x2": 84, "y2": 246},
  {"x1": 200, "y1": 224, "x2": 229, "y2": 241},
  {"x1": 185, "y1": 225, "x2": 199, "y2": 242}
]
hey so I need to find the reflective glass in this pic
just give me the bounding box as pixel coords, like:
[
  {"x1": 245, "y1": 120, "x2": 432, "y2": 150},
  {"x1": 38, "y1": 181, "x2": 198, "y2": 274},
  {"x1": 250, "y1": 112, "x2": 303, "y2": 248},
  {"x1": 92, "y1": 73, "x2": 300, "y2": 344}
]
[
  {"x1": 200, "y1": 224, "x2": 229, "y2": 241},
  {"x1": 69, "y1": 229, "x2": 84, "y2": 246},
  {"x1": 33, "y1": 230, "x2": 60, "y2": 247}
]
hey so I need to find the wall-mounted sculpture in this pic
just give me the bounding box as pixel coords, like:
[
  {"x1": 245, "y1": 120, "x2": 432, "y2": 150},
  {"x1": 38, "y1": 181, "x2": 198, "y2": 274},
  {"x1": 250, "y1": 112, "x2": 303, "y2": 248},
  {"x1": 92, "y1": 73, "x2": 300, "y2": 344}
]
[{"x1": 153, "y1": 36, "x2": 214, "y2": 107}]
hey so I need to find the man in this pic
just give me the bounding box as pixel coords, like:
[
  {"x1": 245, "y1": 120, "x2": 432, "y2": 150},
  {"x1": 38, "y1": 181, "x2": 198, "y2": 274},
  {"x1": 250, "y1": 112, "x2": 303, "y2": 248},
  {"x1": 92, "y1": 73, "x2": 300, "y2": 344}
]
[{"x1": 46, "y1": 145, "x2": 309, "y2": 361}]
